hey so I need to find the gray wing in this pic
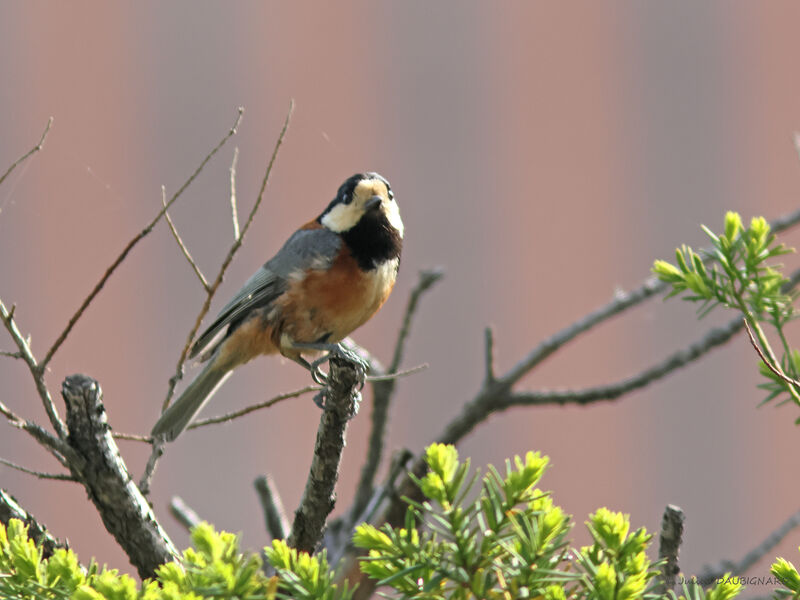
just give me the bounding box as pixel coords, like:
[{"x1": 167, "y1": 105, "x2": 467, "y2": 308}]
[{"x1": 189, "y1": 227, "x2": 342, "y2": 359}]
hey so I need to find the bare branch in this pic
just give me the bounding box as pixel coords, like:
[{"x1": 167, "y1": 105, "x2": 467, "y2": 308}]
[
  {"x1": 388, "y1": 269, "x2": 443, "y2": 375},
  {"x1": 0, "y1": 398, "x2": 22, "y2": 424},
  {"x1": 230, "y1": 147, "x2": 240, "y2": 240},
  {"x1": 0, "y1": 457, "x2": 75, "y2": 481},
  {"x1": 436, "y1": 263, "x2": 800, "y2": 447},
  {"x1": 255, "y1": 474, "x2": 289, "y2": 541},
  {"x1": 61, "y1": 374, "x2": 178, "y2": 577},
  {"x1": 162, "y1": 186, "x2": 209, "y2": 291},
  {"x1": 287, "y1": 355, "x2": 361, "y2": 554},
  {"x1": 0, "y1": 298, "x2": 67, "y2": 438},
  {"x1": 350, "y1": 269, "x2": 442, "y2": 524},
  {"x1": 170, "y1": 496, "x2": 202, "y2": 532},
  {"x1": 5, "y1": 418, "x2": 73, "y2": 469},
  {"x1": 0, "y1": 488, "x2": 67, "y2": 559},
  {"x1": 484, "y1": 326, "x2": 496, "y2": 385},
  {"x1": 697, "y1": 506, "x2": 800, "y2": 584},
  {"x1": 138, "y1": 438, "x2": 164, "y2": 495},
  {"x1": 506, "y1": 317, "x2": 745, "y2": 406},
  {"x1": 0, "y1": 350, "x2": 22, "y2": 359},
  {"x1": 743, "y1": 318, "x2": 800, "y2": 387},
  {"x1": 187, "y1": 385, "x2": 319, "y2": 430},
  {"x1": 500, "y1": 206, "x2": 800, "y2": 392},
  {"x1": 364, "y1": 364, "x2": 428, "y2": 382},
  {"x1": 0, "y1": 117, "x2": 53, "y2": 189},
  {"x1": 41, "y1": 108, "x2": 244, "y2": 371},
  {"x1": 162, "y1": 101, "x2": 293, "y2": 411},
  {"x1": 655, "y1": 504, "x2": 685, "y2": 595},
  {"x1": 112, "y1": 431, "x2": 152, "y2": 443}
]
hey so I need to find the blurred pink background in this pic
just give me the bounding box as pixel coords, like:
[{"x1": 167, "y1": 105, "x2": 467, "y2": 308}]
[{"x1": 2, "y1": 2, "x2": 800, "y2": 596}]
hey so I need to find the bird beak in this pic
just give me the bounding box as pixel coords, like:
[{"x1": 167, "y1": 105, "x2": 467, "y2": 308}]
[{"x1": 365, "y1": 196, "x2": 383, "y2": 211}]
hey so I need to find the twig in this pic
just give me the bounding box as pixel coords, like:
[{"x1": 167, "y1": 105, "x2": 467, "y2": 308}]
[
  {"x1": 255, "y1": 474, "x2": 289, "y2": 541},
  {"x1": 40, "y1": 108, "x2": 244, "y2": 372},
  {"x1": 145, "y1": 103, "x2": 293, "y2": 494},
  {"x1": 138, "y1": 438, "x2": 164, "y2": 495},
  {"x1": 656, "y1": 504, "x2": 685, "y2": 595},
  {"x1": 4, "y1": 417, "x2": 73, "y2": 469},
  {"x1": 187, "y1": 385, "x2": 319, "y2": 430},
  {"x1": 0, "y1": 298, "x2": 67, "y2": 439},
  {"x1": 437, "y1": 311, "x2": 746, "y2": 446},
  {"x1": 112, "y1": 431, "x2": 152, "y2": 443},
  {"x1": 287, "y1": 355, "x2": 362, "y2": 554},
  {"x1": 0, "y1": 117, "x2": 53, "y2": 189},
  {"x1": 61, "y1": 374, "x2": 178, "y2": 577},
  {"x1": 0, "y1": 488, "x2": 67, "y2": 559},
  {"x1": 697, "y1": 506, "x2": 800, "y2": 584},
  {"x1": 0, "y1": 398, "x2": 22, "y2": 423},
  {"x1": 0, "y1": 457, "x2": 76, "y2": 481},
  {"x1": 0, "y1": 350, "x2": 22, "y2": 358},
  {"x1": 230, "y1": 147, "x2": 240, "y2": 240},
  {"x1": 364, "y1": 364, "x2": 428, "y2": 382},
  {"x1": 162, "y1": 186, "x2": 209, "y2": 291},
  {"x1": 498, "y1": 206, "x2": 800, "y2": 393},
  {"x1": 743, "y1": 318, "x2": 800, "y2": 387},
  {"x1": 484, "y1": 326, "x2": 496, "y2": 385},
  {"x1": 162, "y1": 101, "x2": 293, "y2": 411},
  {"x1": 387, "y1": 269, "x2": 443, "y2": 375},
  {"x1": 170, "y1": 496, "x2": 202, "y2": 532},
  {"x1": 350, "y1": 269, "x2": 442, "y2": 524}
]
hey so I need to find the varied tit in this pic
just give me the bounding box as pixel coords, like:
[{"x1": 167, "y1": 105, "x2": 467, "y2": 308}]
[{"x1": 151, "y1": 172, "x2": 403, "y2": 442}]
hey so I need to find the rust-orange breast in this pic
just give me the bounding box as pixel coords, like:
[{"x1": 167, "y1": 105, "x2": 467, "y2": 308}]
[{"x1": 276, "y1": 248, "x2": 398, "y2": 346}]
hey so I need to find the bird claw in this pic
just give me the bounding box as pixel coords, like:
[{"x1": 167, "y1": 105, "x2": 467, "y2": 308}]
[{"x1": 306, "y1": 343, "x2": 368, "y2": 388}]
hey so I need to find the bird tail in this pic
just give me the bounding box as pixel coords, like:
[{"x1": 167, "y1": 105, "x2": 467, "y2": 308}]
[{"x1": 151, "y1": 361, "x2": 232, "y2": 442}]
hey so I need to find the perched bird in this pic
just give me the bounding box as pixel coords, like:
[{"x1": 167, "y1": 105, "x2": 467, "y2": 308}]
[{"x1": 151, "y1": 172, "x2": 403, "y2": 442}]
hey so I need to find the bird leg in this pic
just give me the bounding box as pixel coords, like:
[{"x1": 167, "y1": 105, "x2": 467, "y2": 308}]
[{"x1": 291, "y1": 342, "x2": 369, "y2": 406}]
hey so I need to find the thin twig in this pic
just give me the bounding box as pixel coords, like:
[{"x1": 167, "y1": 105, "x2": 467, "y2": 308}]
[
  {"x1": 350, "y1": 269, "x2": 442, "y2": 523},
  {"x1": 364, "y1": 364, "x2": 428, "y2": 382},
  {"x1": 697, "y1": 506, "x2": 800, "y2": 584},
  {"x1": 187, "y1": 385, "x2": 319, "y2": 430},
  {"x1": 443, "y1": 313, "x2": 746, "y2": 440},
  {"x1": 388, "y1": 269, "x2": 443, "y2": 375},
  {"x1": 0, "y1": 350, "x2": 22, "y2": 358},
  {"x1": 144, "y1": 103, "x2": 293, "y2": 495},
  {"x1": 40, "y1": 108, "x2": 244, "y2": 372},
  {"x1": 162, "y1": 101, "x2": 293, "y2": 412},
  {"x1": 0, "y1": 457, "x2": 76, "y2": 481},
  {"x1": 138, "y1": 438, "x2": 164, "y2": 495},
  {"x1": 112, "y1": 431, "x2": 152, "y2": 443},
  {"x1": 743, "y1": 318, "x2": 800, "y2": 387},
  {"x1": 162, "y1": 185, "x2": 209, "y2": 291},
  {"x1": 255, "y1": 474, "x2": 289, "y2": 541},
  {"x1": 0, "y1": 399, "x2": 22, "y2": 423},
  {"x1": 0, "y1": 117, "x2": 53, "y2": 189},
  {"x1": 484, "y1": 326, "x2": 496, "y2": 385},
  {"x1": 4, "y1": 418, "x2": 73, "y2": 469},
  {"x1": 436, "y1": 265, "x2": 800, "y2": 447},
  {"x1": 0, "y1": 298, "x2": 67, "y2": 439},
  {"x1": 500, "y1": 206, "x2": 800, "y2": 392},
  {"x1": 170, "y1": 496, "x2": 202, "y2": 532},
  {"x1": 230, "y1": 147, "x2": 240, "y2": 240}
]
